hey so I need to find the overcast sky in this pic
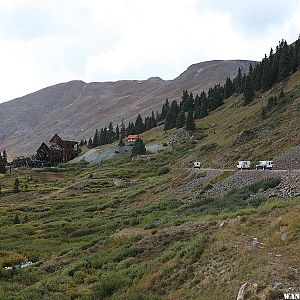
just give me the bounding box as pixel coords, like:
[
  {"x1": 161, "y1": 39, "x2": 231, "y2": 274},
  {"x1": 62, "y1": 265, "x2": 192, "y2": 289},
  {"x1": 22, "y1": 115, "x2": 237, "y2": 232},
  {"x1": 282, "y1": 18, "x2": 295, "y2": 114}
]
[{"x1": 0, "y1": 0, "x2": 300, "y2": 103}]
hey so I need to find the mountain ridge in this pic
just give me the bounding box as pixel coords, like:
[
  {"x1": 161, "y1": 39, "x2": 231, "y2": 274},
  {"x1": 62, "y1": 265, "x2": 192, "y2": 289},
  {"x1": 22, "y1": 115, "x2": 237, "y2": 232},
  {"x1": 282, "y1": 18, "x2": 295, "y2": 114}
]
[{"x1": 0, "y1": 59, "x2": 255, "y2": 157}]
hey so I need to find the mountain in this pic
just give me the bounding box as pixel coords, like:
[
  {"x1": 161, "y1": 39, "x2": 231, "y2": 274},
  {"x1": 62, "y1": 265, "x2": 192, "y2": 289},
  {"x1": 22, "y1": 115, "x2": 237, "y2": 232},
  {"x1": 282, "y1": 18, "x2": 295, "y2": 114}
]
[
  {"x1": 0, "y1": 67, "x2": 299, "y2": 299},
  {"x1": 0, "y1": 59, "x2": 254, "y2": 158}
]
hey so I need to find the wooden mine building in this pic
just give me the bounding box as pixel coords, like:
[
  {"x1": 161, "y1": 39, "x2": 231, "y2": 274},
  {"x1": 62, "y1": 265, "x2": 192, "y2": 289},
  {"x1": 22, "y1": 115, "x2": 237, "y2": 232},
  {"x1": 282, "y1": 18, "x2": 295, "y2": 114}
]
[{"x1": 12, "y1": 134, "x2": 78, "y2": 168}]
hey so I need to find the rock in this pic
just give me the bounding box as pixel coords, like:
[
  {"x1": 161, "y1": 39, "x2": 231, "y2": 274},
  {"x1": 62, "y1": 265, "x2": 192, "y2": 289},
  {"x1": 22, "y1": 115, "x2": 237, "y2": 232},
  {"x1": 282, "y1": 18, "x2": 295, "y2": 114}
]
[
  {"x1": 234, "y1": 130, "x2": 257, "y2": 145},
  {"x1": 251, "y1": 237, "x2": 260, "y2": 246},
  {"x1": 189, "y1": 135, "x2": 198, "y2": 144},
  {"x1": 236, "y1": 282, "x2": 257, "y2": 300},
  {"x1": 169, "y1": 128, "x2": 192, "y2": 145},
  {"x1": 273, "y1": 143, "x2": 300, "y2": 170},
  {"x1": 131, "y1": 155, "x2": 152, "y2": 161},
  {"x1": 113, "y1": 179, "x2": 133, "y2": 188},
  {"x1": 272, "y1": 282, "x2": 281, "y2": 289},
  {"x1": 281, "y1": 233, "x2": 288, "y2": 241}
]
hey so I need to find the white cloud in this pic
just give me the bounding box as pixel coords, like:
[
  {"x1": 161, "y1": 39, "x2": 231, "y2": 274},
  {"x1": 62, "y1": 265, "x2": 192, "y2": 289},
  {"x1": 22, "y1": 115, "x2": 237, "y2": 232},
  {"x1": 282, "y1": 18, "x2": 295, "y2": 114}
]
[{"x1": 0, "y1": 0, "x2": 300, "y2": 102}]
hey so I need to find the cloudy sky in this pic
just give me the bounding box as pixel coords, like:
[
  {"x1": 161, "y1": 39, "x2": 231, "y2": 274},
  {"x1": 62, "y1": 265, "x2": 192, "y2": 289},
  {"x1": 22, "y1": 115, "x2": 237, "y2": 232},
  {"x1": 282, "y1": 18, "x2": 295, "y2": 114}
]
[{"x1": 0, "y1": 0, "x2": 300, "y2": 103}]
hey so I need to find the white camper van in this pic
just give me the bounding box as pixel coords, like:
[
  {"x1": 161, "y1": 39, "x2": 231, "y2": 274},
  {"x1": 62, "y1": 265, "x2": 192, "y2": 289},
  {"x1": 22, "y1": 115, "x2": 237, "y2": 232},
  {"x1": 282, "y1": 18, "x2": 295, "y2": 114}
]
[
  {"x1": 237, "y1": 161, "x2": 251, "y2": 170},
  {"x1": 194, "y1": 161, "x2": 201, "y2": 169},
  {"x1": 256, "y1": 160, "x2": 273, "y2": 170}
]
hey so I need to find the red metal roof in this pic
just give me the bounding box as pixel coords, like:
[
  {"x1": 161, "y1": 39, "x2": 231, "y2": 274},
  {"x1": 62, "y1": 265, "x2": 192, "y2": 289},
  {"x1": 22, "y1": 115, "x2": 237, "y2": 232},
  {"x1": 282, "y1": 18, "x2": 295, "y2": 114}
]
[{"x1": 126, "y1": 135, "x2": 139, "y2": 139}]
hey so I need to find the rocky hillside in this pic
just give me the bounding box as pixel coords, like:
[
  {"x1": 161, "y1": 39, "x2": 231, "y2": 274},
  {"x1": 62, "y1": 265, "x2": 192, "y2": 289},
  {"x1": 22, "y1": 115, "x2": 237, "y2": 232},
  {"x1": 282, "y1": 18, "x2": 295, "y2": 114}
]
[{"x1": 0, "y1": 60, "x2": 254, "y2": 157}]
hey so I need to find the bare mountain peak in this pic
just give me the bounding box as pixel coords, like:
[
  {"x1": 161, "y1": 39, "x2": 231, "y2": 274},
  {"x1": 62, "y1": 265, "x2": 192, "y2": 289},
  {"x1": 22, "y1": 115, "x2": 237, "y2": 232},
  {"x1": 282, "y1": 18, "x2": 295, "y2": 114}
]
[{"x1": 0, "y1": 59, "x2": 256, "y2": 156}]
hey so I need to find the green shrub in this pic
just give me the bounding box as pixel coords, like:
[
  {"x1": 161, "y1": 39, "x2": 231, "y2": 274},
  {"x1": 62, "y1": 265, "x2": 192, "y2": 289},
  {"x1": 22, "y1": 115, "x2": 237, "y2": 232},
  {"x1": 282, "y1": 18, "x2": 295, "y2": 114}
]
[
  {"x1": 92, "y1": 272, "x2": 131, "y2": 299},
  {"x1": 157, "y1": 166, "x2": 170, "y2": 176}
]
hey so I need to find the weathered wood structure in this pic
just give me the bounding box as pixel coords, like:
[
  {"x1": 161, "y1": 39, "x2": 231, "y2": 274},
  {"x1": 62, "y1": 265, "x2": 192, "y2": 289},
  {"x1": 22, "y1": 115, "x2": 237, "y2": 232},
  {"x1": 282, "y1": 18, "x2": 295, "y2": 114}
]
[{"x1": 12, "y1": 134, "x2": 78, "y2": 168}]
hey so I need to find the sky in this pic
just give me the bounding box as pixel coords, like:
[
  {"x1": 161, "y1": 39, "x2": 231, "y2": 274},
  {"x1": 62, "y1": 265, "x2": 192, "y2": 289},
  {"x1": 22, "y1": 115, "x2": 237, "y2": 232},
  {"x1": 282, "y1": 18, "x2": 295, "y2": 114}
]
[{"x1": 0, "y1": 0, "x2": 300, "y2": 103}]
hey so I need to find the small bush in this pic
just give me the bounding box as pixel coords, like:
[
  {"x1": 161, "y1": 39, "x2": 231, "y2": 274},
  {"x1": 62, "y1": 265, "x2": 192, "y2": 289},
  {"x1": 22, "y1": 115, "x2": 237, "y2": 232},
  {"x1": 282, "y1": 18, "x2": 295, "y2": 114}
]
[{"x1": 157, "y1": 166, "x2": 170, "y2": 176}]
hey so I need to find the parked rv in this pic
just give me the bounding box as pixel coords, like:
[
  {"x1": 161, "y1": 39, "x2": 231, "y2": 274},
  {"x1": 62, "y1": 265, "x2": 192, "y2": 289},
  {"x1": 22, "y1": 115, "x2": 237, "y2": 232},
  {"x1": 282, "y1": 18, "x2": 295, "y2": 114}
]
[
  {"x1": 256, "y1": 160, "x2": 273, "y2": 170},
  {"x1": 194, "y1": 161, "x2": 201, "y2": 169},
  {"x1": 237, "y1": 161, "x2": 251, "y2": 170}
]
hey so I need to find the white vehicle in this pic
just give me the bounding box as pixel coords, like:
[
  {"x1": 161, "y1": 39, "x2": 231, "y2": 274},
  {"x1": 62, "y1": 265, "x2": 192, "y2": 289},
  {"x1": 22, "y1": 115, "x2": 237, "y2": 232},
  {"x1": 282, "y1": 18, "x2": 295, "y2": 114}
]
[
  {"x1": 256, "y1": 160, "x2": 273, "y2": 170},
  {"x1": 194, "y1": 161, "x2": 201, "y2": 169},
  {"x1": 237, "y1": 161, "x2": 250, "y2": 170}
]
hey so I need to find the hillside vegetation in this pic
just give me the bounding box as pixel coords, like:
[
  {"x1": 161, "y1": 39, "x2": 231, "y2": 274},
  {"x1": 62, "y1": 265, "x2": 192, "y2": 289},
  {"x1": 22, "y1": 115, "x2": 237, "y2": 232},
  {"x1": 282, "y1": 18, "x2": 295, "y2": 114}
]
[{"x1": 0, "y1": 67, "x2": 300, "y2": 299}]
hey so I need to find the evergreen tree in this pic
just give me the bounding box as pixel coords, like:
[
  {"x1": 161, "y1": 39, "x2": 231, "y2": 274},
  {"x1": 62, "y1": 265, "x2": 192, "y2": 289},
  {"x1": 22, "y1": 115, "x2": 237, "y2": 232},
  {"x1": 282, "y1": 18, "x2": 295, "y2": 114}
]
[
  {"x1": 243, "y1": 76, "x2": 255, "y2": 105},
  {"x1": 234, "y1": 67, "x2": 243, "y2": 92},
  {"x1": 108, "y1": 122, "x2": 116, "y2": 143},
  {"x1": 185, "y1": 111, "x2": 196, "y2": 131},
  {"x1": 92, "y1": 129, "x2": 99, "y2": 148},
  {"x1": 0, "y1": 153, "x2": 6, "y2": 174},
  {"x1": 2, "y1": 150, "x2": 7, "y2": 165},
  {"x1": 87, "y1": 138, "x2": 93, "y2": 148},
  {"x1": 115, "y1": 124, "x2": 120, "y2": 140},
  {"x1": 176, "y1": 111, "x2": 185, "y2": 128},
  {"x1": 120, "y1": 121, "x2": 126, "y2": 139},
  {"x1": 164, "y1": 100, "x2": 179, "y2": 130},
  {"x1": 131, "y1": 138, "x2": 146, "y2": 156},
  {"x1": 24, "y1": 215, "x2": 29, "y2": 223},
  {"x1": 278, "y1": 40, "x2": 291, "y2": 81},
  {"x1": 135, "y1": 114, "x2": 145, "y2": 134},
  {"x1": 160, "y1": 99, "x2": 170, "y2": 121},
  {"x1": 13, "y1": 178, "x2": 20, "y2": 193},
  {"x1": 13, "y1": 214, "x2": 20, "y2": 224}
]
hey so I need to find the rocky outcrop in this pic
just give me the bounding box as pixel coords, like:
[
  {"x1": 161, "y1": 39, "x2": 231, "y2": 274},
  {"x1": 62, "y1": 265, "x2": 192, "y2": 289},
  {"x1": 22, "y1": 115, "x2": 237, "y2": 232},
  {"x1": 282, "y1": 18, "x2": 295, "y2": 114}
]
[
  {"x1": 234, "y1": 130, "x2": 257, "y2": 145},
  {"x1": 273, "y1": 144, "x2": 300, "y2": 170},
  {"x1": 169, "y1": 129, "x2": 192, "y2": 145},
  {"x1": 236, "y1": 283, "x2": 257, "y2": 300},
  {"x1": 204, "y1": 169, "x2": 300, "y2": 199}
]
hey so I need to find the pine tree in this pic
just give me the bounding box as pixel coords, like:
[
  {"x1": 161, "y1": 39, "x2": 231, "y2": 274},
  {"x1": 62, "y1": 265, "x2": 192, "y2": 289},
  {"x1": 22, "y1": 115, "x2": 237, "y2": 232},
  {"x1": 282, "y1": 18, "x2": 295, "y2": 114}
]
[
  {"x1": 2, "y1": 150, "x2": 7, "y2": 165},
  {"x1": 120, "y1": 121, "x2": 126, "y2": 139},
  {"x1": 0, "y1": 153, "x2": 6, "y2": 174},
  {"x1": 13, "y1": 214, "x2": 20, "y2": 224},
  {"x1": 164, "y1": 100, "x2": 179, "y2": 131},
  {"x1": 132, "y1": 138, "x2": 146, "y2": 156},
  {"x1": 243, "y1": 76, "x2": 254, "y2": 105},
  {"x1": 135, "y1": 114, "x2": 144, "y2": 134},
  {"x1": 13, "y1": 178, "x2": 20, "y2": 193},
  {"x1": 185, "y1": 111, "x2": 195, "y2": 131},
  {"x1": 278, "y1": 40, "x2": 291, "y2": 81},
  {"x1": 115, "y1": 124, "x2": 120, "y2": 140},
  {"x1": 176, "y1": 111, "x2": 185, "y2": 128},
  {"x1": 92, "y1": 129, "x2": 99, "y2": 148},
  {"x1": 108, "y1": 122, "x2": 116, "y2": 143},
  {"x1": 87, "y1": 138, "x2": 93, "y2": 148}
]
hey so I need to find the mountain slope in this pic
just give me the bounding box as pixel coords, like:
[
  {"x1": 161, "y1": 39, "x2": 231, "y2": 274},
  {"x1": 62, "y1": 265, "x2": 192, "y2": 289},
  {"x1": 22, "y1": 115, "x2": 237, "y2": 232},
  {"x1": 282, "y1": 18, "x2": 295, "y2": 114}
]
[
  {"x1": 0, "y1": 60, "x2": 254, "y2": 157},
  {"x1": 0, "y1": 67, "x2": 299, "y2": 299}
]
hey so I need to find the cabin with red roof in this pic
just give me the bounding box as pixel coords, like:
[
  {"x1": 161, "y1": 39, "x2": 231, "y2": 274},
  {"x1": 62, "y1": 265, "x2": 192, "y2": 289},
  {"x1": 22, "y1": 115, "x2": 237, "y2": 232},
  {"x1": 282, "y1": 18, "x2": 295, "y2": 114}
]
[{"x1": 125, "y1": 134, "x2": 139, "y2": 143}]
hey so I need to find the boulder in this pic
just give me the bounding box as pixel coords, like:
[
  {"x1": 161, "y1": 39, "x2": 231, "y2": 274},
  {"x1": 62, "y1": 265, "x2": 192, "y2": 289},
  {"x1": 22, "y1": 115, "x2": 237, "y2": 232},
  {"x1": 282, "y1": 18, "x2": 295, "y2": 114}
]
[{"x1": 237, "y1": 282, "x2": 257, "y2": 300}]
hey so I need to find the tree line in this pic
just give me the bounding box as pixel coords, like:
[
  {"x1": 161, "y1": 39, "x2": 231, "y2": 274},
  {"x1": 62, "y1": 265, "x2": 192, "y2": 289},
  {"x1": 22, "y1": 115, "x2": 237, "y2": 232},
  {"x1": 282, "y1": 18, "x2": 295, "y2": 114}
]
[{"x1": 85, "y1": 36, "x2": 300, "y2": 149}]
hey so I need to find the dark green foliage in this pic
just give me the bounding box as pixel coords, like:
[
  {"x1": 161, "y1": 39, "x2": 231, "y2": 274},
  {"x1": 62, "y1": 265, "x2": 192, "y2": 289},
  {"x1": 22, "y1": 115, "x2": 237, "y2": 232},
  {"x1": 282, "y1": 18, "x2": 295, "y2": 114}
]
[
  {"x1": 176, "y1": 111, "x2": 185, "y2": 128},
  {"x1": 185, "y1": 111, "x2": 196, "y2": 131},
  {"x1": 135, "y1": 114, "x2": 145, "y2": 134},
  {"x1": 0, "y1": 151, "x2": 7, "y2": 174},
  {"x1": 157, "y1": 166, "x2": 170, "y2": 175},
  {"x1": 187, "y1": 178, "x2": 281, "y2": 215},
  {"x1": 120, "y1": 121, "x2": 126, "y2": 139},
  {"x1": 92, "y1": 272, "x2": 131, "y2": 299},
  {"x1": 261, "y1": 90, "x2": 287, "y2": 118},
  {"x1": 87, "y1": 138, "x2": 93, "y2": 148},
  {"x1": 13, "y1": 178, "x2": 20, "y2": 193},
  {"x1": 243, "y1": 76, "x2": 254, "y2": 105},
  {"x1": 13, "y1": 214, "x2": 20, "y2": 224},
  {"x1": 132, "y1": 138, "x2": 146, "y2": 156},
  {"x1": 164, "y1": 100, "x2": 180, "y2": 131},
  {"x1": 92, "y1": 129, "x2": 99, "y2": 148}
]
